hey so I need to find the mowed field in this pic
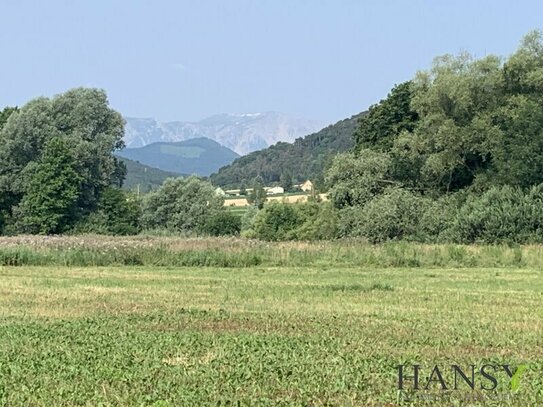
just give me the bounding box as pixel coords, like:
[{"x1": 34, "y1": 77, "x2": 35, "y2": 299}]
[{"x1": 0, "y1": 238, "x2": 542, "y2": 406}]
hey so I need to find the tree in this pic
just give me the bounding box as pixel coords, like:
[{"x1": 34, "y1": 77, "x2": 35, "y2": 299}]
[
  {"x1": 392, "y1": 31, "x2": 543, "y2": 192},
  {"x1": 354, "y1": 81, "x2": 418, "y2": 152},
  {"x1": 74, "y1": 187, "x2": 141, "y2": 235},
  {"x1": 141, "y1": 176, "x2": 224, "y2": 233},
  {"x1": 12, "y1": 137, "x2": 82, "y2": 234},
  {"x1": 239, "y1": 181, "x2": 247, "y2": 196},
  {"x1": 0, "y1": 106, "x2": 17, "y2": 131},
  {"x1": 247, "y1": 176, "x2": 267, "y2": 209},
  {"x1": 280, "y1": 171, "x2": 293, "y2": 192},
  {"x1": 0, "y1": 88, "x2": 125, "y2": 232},
  {"x1": 326, "y1": 150, "x2": 396, "y2": 209}
]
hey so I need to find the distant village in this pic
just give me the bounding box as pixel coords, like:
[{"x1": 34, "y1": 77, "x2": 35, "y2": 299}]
[{"x1": 216, "y1": 180, "x2": 323, "y2": 207}]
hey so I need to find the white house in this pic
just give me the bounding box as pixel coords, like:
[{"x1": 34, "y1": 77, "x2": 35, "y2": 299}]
[
  {"x1": 265, "y1": 186, "x2": 284, "y2": 195},
  {"x1": 300, "y1": 180, "x2": 313, "y2": 192}
]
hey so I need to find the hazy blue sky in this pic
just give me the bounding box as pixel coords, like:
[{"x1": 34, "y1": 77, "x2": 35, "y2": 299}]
[{"x1": 2, "y1": 1, "x2": 542, "y2": 124}]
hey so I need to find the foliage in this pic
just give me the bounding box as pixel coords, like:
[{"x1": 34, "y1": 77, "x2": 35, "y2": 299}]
[
  {"x1": 141, "y1": 177, "x2": 224, "y2": 233},
  {"x1": 346, "y1": 30, "x2": 543, "y2": 197},
  {"x1": 0, "y1": 88, "x2": 125, "y2": 233},
  {"x1": 210, "y1": 113, "x2": 362, "y2": 188},
  {"x1": 280, "y1": 171, "x2": 293, "y2": 192},
  {"x1": 200, "y1": 210, "x2": 241, "y2": 236},
  {"x1": 11, "y1": 137, "x2": 82, "y2": 234},
  {"x1": 447, "y1": 185, "x2": 543, "y2": 243},
  {"x1": 293, "y1": 202, "x2": 339, "y2": 240},
  {"x1": 326, "y1": 150, "x2": 395, "y2": 208},
  {"x1": 337, "y1": 188, "x2": 432, "y2": 243},
  {"x1": 354, "y1": 81, "x2": 418, "y2": 152},
  {"x1": 73, "y1": 188, "x2": 142, "y2": 235},
  {"x1": 240, "y1": 205, "x2": 259, "y2": 234},
  {"x1": 246, "y1": 176, "x2": 267, "y2": 209},
  {"x1": 0, "y1": 106, "x2": 17, "y2": 131},
  {"x1": 118, "y1": 157, "x2": 181, "y2": 193},
  {"x1": 328, "y1": 31, "x2": 543, "y2": 244},
  {"x1": 250, "y1": 201, "x2": 338, "y2": 241},
  {"x1": 251, "y1": 202, "x2": 300, "y2": 241}
]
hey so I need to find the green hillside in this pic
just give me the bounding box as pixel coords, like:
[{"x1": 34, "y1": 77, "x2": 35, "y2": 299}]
[
  {"x1": 116, "y1": 137, "x2": 239, "y2": 177},
  {"x1": 209, "y1": 113, "x2": 364, "y2": 188},
  {"x1": 119, "y1": 157, "x2": 181, "y2": 193}
]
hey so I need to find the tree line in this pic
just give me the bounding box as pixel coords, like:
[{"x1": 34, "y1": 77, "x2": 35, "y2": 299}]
[{"x1": 1, "y1": 31, "x2": 543, "y2": 243}]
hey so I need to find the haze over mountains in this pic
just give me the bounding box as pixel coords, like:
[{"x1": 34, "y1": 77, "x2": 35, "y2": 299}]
[{"x1": 124, "y1": 112, "x2": 326, "y2": 155}]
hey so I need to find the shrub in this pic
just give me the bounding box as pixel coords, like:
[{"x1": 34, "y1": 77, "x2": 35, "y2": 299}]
[
  {"x1": 294, "y1": 202, "x2": 339, "y2": 240},
  {"x1": 200, "y1": 211, "x2": 241, "y2": 236},
  {"x1": 141, "y1": 177, "x2": 223, "y2": 233},
  {"x1": 240, "y1": 205, "x2": 259, "y2": 238},
  {"x1": 73, "y1": 188, "x2": 141, "y2": 235},
  {"x1": 338, "y1": 188, "x2": 431, "y2": 243},
  {"x1": 250, "y1": 202, "x2": 339, "y2": 241},
  {"x1": 448, "y1": 185, "x2": 543, "y2": 243},
  {"x1": 252, "y1": 202, "x2": 300, "y2": 241}
]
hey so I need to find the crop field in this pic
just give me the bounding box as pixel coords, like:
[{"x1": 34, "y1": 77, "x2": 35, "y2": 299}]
[
  {"x1": 223, "y1": 193, "x2": 328, "y2": 207},
  {"x1": 0, "y1": 237, "x2": 542, "y2": 406}
]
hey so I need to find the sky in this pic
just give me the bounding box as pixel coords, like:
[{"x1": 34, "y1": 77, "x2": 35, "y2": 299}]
[{"x1": 1, "y1": 0, "x2": 543, "y2": 124}]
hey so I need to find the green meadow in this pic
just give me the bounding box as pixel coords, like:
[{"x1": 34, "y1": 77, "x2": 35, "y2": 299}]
[{"x1": 0, "y1": 237, "x2": 542, "y2": 406}]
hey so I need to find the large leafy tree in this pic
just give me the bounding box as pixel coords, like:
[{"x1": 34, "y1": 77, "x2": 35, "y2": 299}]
[
  {"x1": 397, "y1": 31, "x2": 543, "y2": 192},
  {"x1": 326, "y1": 150, "x2": 395, "y2": 209},
  {"x1": 0, "y1": 88, "x2": 126, "y2": 232},
  {"x1": 13, "y1": 137, "x2": 82, "y2": 234},
  {"x1": 350, "y1": 30, "x2": 543, "y2": 195},
  {"x1": 0, "y1": 106, "x2": 19, "y2": 229},
  {"x1": 354, "y1": 81, "x2": 418, "y2": 152}
]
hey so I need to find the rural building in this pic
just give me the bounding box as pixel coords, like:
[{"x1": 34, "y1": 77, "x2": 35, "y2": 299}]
[
  {"x1": 265, "y1": 186, "x2": 284, "y2": 195},
  {"x1": 300, "y1": 180, "x2": 313, "y2": 192}
]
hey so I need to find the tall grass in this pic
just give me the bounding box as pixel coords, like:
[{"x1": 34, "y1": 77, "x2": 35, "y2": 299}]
[{"x1": 1, "y1": 235, "x2": 542, "y2": 268}]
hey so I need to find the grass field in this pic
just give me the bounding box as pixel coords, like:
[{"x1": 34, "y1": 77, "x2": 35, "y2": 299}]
[{"x1": 1, "y1": 238, "x2": 542, "y2": 405}]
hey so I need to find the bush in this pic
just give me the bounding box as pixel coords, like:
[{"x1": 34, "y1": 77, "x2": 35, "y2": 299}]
[
  {"x1": 250, "y1": 202, "x2": 338, "y2": 241},
  {"x1": 200, "y1": 211, "x2": 241, "y2": 236},
  {"x1": 141, "y1": 177, "x2": 223, "y2": 233},
  {"x1": 73, "y1": 188, "x2": 141, "y2": 235},
  {"x1": 294, "y1": 202, "x2": 339, "y2": 240},
  {"x1": 240, "y1": 205, "x2": 259, "y2": 238},
  {"x1": 338, "y1": 188, "x2": 431, "y2": 243},
  {"x1": 447, "y1": 185, "x2": 543, "y2": 243},
  {"x1": 252, "y1": 202, "x2": 300, "y2": 241}
]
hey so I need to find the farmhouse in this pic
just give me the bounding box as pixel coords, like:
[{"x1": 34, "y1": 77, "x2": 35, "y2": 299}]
[
  {"x1": 265, "y1": 186, "x2": 284, "y2": 195},
  {"x1": 300, "y1": 180, "x2": 313, "y2": 192}
]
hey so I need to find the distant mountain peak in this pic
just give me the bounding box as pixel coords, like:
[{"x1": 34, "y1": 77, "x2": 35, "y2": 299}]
[
  {"x1": 123, "y1": 111, "x2": 326, "y2": 155},
  {"x1": 116, "y1": 137, "x2": 239, "y2": 177}
]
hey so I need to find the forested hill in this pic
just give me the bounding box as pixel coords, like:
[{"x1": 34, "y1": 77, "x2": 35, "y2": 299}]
[
  {"x1": 119, "y1": 157, "x2": 181, "y2": 193},
  {"x1": 209, "y1": 112, "x2": 364, "y2": 188}
]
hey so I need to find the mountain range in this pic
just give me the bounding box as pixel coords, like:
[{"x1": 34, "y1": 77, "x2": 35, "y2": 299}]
[
  {"x1": 116, "y1": 137, "x2": 239, "y2": 177},
  {"x1": 124, "y1": 112, "x2": 325, "y2": 155}
]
